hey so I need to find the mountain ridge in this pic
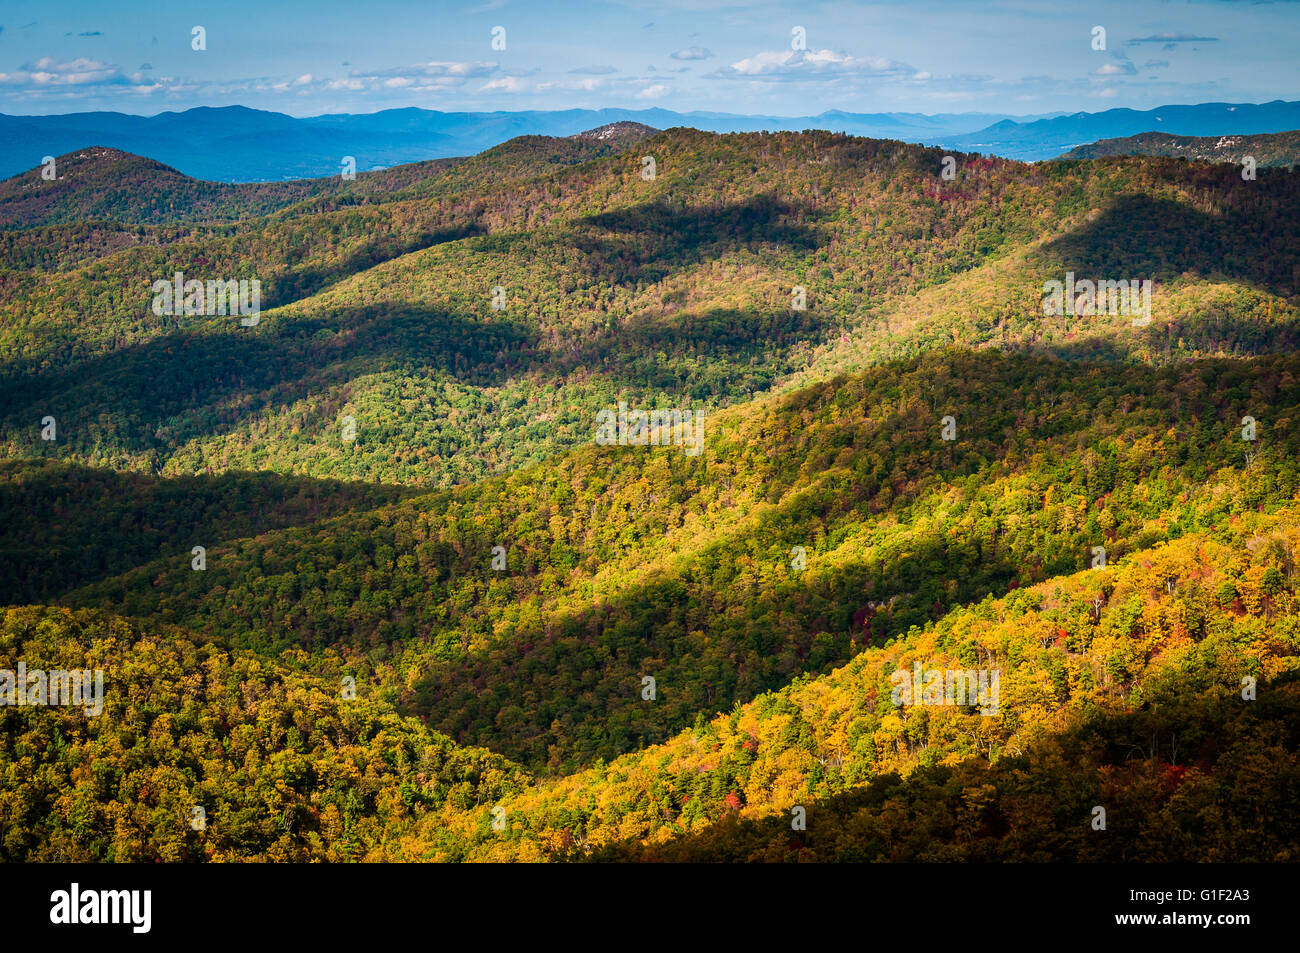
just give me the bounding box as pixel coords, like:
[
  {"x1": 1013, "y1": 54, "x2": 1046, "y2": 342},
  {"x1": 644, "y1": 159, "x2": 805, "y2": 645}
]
[
  {"x1": 947, "y1": 99, "x2": 1300, "y2": 160},
  {"x1": 6, "y1": 99, "x2": 1294, "y2": 181},
  {"x1": 3, "y1": 118, "x2": 1299, "y2": 863},
  {"x1": 1061, "y1": 129, "x2": 1300, "y2": 167}
]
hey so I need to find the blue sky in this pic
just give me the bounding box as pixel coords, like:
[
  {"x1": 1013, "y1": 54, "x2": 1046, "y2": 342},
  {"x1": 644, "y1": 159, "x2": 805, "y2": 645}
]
[{"x1": 1, "y1": 0, "x2": 1295, "y2": 117}]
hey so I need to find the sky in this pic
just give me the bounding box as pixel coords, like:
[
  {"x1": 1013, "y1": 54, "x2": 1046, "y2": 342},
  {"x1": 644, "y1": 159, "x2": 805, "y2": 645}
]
[{"x1": 0, "y1": 0, "x2": 1296, "y2": 118}]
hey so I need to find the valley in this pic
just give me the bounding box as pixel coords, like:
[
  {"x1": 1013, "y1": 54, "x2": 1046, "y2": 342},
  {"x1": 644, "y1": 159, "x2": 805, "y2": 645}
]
[{"x1": 2, "y1": 124, "x2": 1298, "y2": 863}]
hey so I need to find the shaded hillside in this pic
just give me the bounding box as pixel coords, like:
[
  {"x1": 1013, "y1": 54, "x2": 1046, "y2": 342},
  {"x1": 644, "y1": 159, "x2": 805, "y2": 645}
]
[
  {"x1": 3, "y1": 130, "x2": 1297, "y2": 488},
  {"x1": 0, "y1": 460, "x2": 415, "y2": 605},
  {"x1": 422, "y1": 507, "x2": 1300, "y2": 861},
  {"x1": 10, "y1": 504, "x2": 1297, "y2": 862},
  {"x1": 4, "y1": 123, "x2": 1300, "y2": 864},
  {"x1": 64, "y1": 351, "x2": 1300, "y2": 769}
]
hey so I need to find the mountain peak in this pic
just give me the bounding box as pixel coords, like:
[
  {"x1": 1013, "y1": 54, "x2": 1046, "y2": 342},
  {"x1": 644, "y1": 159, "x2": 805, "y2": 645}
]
[
  {"x1": 53, "y1": 146, "x2": 165, "y2": 168},
  {"x1": 568, "y1": 121, "x2": 658, "y2": 144}
]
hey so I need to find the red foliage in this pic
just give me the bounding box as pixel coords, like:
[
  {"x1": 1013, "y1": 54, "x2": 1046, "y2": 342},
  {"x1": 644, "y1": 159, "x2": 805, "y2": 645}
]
[{"x1": 1160, "y1": 763, "x2": 1189, "y2": 789}]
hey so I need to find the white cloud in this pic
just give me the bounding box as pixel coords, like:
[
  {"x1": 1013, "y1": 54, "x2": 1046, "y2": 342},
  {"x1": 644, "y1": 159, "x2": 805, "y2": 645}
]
[
  {"x1": 0, "y1": 56, "x2": 121, "y2": 86},
  {"x1": 713, "y1": 48, "x2": 915, "y2": 81},
  {"x1": 1092, "y1": 62, "x2": 1136, "y2": 76},
  {"x1": 0, "y1": 52, "x2": 510, "y2": 105},
  {"x1": 480, "y1": 76, "x2": 530, "y2": 93},
  {"x1": 267, "y1": 60, "x2": 505, "y2": 97},
  {"x1": 1127, "y1": 32, "x2": 1218, "y2": 45},
  {"x1": 670, "y1": 47, "x2": 712, "y2": 61},
  {"x1": 352, "y1": 60, "x2": 500, "y2": 90},
  {"x1": 272, "y1": 72, "x2": 318, "y2": 92}
]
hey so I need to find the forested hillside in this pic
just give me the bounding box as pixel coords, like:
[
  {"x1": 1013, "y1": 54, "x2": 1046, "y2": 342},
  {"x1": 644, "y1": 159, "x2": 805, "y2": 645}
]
[
  {"x1": 0, "y1": 147, "x2": 384, "y2": 228},
  {"x1": 431, "y1": 506, "x2": 1300, "y2": 861},
  {"x1": 2, "y1": 126, "x2": 1298, "y2": 862},
  {"x1": 0, "y1": 460, "x2": 414, "y2": 605},
  {"x1": 0, "y1": 605, "x2": 527, "y2": 861},
  {"x1": 63, "y1": 350, "x2": 1300, "y2": 769},
  {"x1": 1062, "y1": 130, "x2": 1300, "y2": 169},
  {"x1": 3, "y1": 129, "x2": 1297, "y2": 488}
]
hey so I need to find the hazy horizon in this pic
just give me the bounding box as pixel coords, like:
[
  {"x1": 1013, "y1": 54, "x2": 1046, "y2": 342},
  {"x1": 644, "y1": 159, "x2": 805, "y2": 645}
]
[{"x1": 2, "y1": 0, "x2": 1295, "y2": 118}]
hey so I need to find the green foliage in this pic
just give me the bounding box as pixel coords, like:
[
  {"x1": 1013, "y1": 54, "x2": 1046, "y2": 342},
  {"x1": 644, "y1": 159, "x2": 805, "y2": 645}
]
[
  {"x1": 3, "y1": 127, "x2": 1300, "y2": 861},
  {"x1": 440, "y1": 509, "x2": 1300, "y2": 861},
  {"x1": 64, "y1": 351, "x2": 1300, "y2": 769},
  {"x1": 0, "y1": 460, "x2": 413, "y2": 604},
  {"x1": 0, "y1": 606, "x2": 529, "y2": 861},
  {"x1": 6, "y1": 131, "x2": 1296, "y2": 486},
  {"x1": 1062, "y1": 130, "x2": 1300, "y2": 168}
]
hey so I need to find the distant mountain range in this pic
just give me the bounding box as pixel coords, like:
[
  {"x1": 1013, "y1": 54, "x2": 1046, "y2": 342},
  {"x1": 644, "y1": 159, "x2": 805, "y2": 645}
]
[
  {"x1": 2, "y1": 99, "x2": 1298, "y2": 182},
  {"x1": 1061, "y1": 129, "x2": 1300, "y2": 168},
  {"x1": 940, "y1": 99, "x2": 1300, "y2": 161},
  {"x1": 0, "y1": 105, "x2": 1034, "y2": 182},
  {"x1": 4, "y1": 123, "x2": 1300, "y2": 863}
]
